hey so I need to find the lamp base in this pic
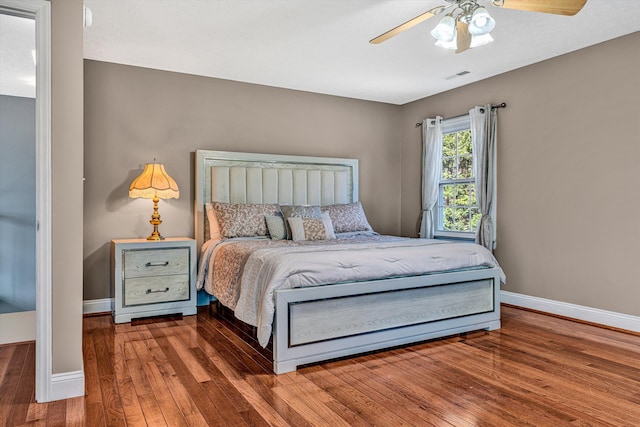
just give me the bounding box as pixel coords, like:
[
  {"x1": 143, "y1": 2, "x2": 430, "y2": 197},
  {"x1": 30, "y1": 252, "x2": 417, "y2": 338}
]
[
  {"x1": 146, "y1": 231, "x2": 164, "y2": 241},
  {"x1": 147, "y1": 195, "x2": 165, "y2": 241}
]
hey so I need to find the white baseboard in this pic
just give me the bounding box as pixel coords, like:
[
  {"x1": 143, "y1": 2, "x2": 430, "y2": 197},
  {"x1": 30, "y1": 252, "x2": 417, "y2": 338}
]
[
  {"x1": 83, "y1": 298, "x2": 113, "y2": 315},
  {"x1": 49, "y1": 370, "x2": 85, "y2": 402},
  {"x1": 501, "y1": 291, "x2": 640, "y2": 333}
]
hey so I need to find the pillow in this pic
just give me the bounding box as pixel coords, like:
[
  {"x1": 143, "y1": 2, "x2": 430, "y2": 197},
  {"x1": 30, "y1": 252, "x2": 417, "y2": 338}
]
[
  {"x1": 321, "y1": 201, "x2": 373, "y2": 233},
  {"x1": 211, "y1": 202, "x2": 281, "y2": 239},
  {"x1": 265, "y1": 215, "x2": 287, "y2": 240},
  {"x1": 287, "y1": 213, "x2": 336, "y2": 241},
  {"x1": 280, "y1": 205, "x2": 322, "y2": 239},
  {"x1": 205, "y1": 203, "x2": 222, "y2": 240}
]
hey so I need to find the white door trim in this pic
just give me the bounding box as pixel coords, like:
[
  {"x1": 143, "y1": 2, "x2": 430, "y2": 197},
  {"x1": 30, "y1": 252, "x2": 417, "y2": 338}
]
[{"x1": 0, "y1": 0, "x2": 52, "y2": 403}]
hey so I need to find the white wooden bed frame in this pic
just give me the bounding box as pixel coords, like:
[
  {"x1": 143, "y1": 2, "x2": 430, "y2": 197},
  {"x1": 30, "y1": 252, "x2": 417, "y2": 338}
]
[{"x1": 195, "y1": 150, "x2": 501, "y2": 374}]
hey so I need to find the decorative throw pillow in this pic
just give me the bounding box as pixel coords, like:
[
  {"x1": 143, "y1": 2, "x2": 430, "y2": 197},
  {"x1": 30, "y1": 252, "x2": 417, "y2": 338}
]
[
  {"x1": 321, "y1": 201, "x2": 373, "y2": 233},
  {"x1": 280, "y1": 205, "x2": 322, "y2": 239},
  {"x1": 265, "y1": 215, "x2": 287, "y2": 240},
  {"x1": 205, "y1": 203, "x2": 222, "y2": 240},
  {"x1": 287, "y1": 213, "x2": 336, "y2": 242},
  {"x1": 211, "y1": 202, "x2": 280, "y2": 239}
]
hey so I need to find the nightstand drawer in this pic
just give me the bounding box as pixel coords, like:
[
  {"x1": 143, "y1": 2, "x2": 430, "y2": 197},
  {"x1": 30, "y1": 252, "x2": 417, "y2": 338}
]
[
  {"x1": 123, "y1": 247, "x2": 189, "y2": 278},
  {"x1": 124, "y1": 274, "x2": 190, "y2": 306}
]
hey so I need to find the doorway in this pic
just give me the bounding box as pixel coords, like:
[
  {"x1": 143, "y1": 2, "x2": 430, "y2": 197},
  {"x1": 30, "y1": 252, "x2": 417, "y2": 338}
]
[
  {"x1": 0, "y1": 12, "x2": 37, "y2": 344},
  {"x1": 0, "y1": 0, "x2": 51, "y2": 402}
]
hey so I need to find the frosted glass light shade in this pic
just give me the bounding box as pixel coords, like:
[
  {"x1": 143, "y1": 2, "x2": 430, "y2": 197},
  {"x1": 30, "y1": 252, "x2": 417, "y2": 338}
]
[
  {"x1": 431, "y1": 15, "x2": 456, "y2": 42},
  {"x1": 470, "y1": 33, "x2": 494, "y2": 48},
  {"x1": 435, "y1": 34, "x2": 457, "y2": 49},
  {"x1": 468, "y1": 7, "x2": 495, "y2": 35}
]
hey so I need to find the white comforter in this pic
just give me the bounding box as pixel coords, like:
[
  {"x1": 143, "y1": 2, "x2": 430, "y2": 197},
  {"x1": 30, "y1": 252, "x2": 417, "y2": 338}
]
[{"x1": 198, "y1": 236, "x2": 505, "y2": 347}]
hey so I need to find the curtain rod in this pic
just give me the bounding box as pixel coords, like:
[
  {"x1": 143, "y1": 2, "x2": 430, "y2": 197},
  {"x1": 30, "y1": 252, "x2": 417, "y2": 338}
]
[{"x1": 415, "y1": 102, "x2": 507, "y2": 127}]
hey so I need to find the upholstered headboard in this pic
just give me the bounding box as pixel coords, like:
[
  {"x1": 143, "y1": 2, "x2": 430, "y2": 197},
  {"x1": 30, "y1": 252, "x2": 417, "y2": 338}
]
[{"x1": 194, "y1": 150, "x2": 359, "y2": 249}]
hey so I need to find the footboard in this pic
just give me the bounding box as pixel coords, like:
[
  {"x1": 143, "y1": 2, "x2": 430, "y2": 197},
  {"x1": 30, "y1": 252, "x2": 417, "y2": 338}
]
[{"x1": 273, "y1": 267, "x2": 501, "y2": 374}]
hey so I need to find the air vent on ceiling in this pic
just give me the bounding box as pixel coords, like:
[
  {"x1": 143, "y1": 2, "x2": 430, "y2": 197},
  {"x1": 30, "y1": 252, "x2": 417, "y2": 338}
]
[{"x1": 445, "y1": 70, "x2": 470, "y2": 80}]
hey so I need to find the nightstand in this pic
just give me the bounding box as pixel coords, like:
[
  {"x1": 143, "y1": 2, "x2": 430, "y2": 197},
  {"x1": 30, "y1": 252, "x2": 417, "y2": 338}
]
[{"x1": 111, "y1": 238, "x2": 197, "y2": 323}]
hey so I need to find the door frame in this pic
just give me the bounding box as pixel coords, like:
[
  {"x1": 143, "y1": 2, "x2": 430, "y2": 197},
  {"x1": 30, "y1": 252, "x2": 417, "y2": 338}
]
[{"x1": 0, "y1": 0, "x2": 52, "y2": 403}]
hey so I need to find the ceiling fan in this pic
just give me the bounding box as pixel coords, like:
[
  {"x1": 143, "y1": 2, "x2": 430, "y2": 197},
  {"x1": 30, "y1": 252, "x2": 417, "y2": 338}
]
[{"x1": 370, "y1": 0, "x2": 588, "y2": 53}]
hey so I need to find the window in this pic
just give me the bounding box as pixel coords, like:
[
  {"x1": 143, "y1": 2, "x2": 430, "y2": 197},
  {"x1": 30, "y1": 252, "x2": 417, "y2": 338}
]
[{"x1": 436, "y1": 115, "x2": 480, "y2": 238}]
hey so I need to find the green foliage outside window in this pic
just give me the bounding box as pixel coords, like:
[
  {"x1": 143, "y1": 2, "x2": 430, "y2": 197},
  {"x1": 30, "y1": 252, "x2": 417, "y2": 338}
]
[{"x1": 440, "y1": 130, "x2": 481, "y2": 233}]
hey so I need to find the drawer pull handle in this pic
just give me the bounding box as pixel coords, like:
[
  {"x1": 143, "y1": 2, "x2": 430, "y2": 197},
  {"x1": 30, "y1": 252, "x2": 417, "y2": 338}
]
[
  {"x1": 146, "y1": 287, "x2": 170, "y2": 294},
  {"x1": 145, "y1": 261, "x2": 169, "y2": 267}
]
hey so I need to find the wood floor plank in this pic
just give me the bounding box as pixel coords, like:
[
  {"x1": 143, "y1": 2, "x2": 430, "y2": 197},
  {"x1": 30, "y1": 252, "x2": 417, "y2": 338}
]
[
  {"x1": 0, "y1": 344, "x2": 15, "y2": 384},
  {"x1": 44, "y1": 399, "x2": 66, "y2": 427},
  {"x1": 442, "y1": 340, "x2": 621, "y2": 426},
  {"x1": 271, "y1": 379, "x2": 353, "y2": 427},
  {"x1": 64, "y1": 396, "x2": 86, "y2": 427},
  {"x1": 4, "y1": 305, "x2": 640, "y2": 426},
  {"x1": 76, "y1": 317, "x2": 107, "y2": 426},
  {"x1": 323, "y1": 359, "x2": 469, "y2": 427},
  {"x1": 196, "y1": 341, "x2": 303, "y2": 427},
  {"x1": 194, "y1": 318, "x2": 315, "y2": 425},
  {"x1": 83, "y1": 329, "x2": 104, "y2": 407},
  {"x1": 24, "y1": 399, "x2": 48, "y2": 424},
  {"x1": 184, "y1": 339, "x2": 271, "y2": 426},
  {"x1": 112, "y1": 335, "x2": 147, "y2": 427},
  {"x1": 149, "y1": 324, "x2": 247, "y2": 426},
  {"x1": 164, "y1": 327, "x2": 212, "y2": 383},
  {"x1": 456, "y1": 333, "x2": 640, "y2": 425},
  {"x1": 123, "y1": 336, "x2": 169, "y2": 427},
  {"x1": 5, "y1": 342, "x2": 35, "y2": 426},
  {"x1": 303, "y1": 363, "x2": 428, "y2": 427},
  {"x1": 0, "y1": 343, "x2": 29, "y2": 425},
  {"x1": 130, "y1": 338, "x2": 189, "y2": 427}
]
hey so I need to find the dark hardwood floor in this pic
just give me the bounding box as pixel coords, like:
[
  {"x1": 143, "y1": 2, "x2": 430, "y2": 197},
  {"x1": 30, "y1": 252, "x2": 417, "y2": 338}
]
[{"x1": 2, "y1": 304, "x2": 640, "y2": 426}]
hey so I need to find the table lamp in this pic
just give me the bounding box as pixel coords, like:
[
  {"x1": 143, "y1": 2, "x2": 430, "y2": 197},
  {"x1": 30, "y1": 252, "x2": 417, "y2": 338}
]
[{"x1": 129, "y1": 162, "x2": 179, "y2": 240}]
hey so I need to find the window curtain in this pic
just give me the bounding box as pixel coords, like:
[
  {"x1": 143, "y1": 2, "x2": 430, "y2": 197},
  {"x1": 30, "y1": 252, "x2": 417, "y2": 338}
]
[
  {"x1": 470, "y1": 105, "x2": 497, "y2": 251},
  {"x1": 419, "y1": 116, "x2": 443, "y2": 239}
]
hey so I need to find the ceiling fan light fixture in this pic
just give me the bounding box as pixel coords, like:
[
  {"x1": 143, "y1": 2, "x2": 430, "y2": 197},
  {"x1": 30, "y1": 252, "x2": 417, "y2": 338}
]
[
  {"x1": 434, "y1": 32, "x2": 457, "y2": 49},
  {"x1": 468, "y1": 7, "x2": 495, "y2": 35},
  {"x1": 470, "y1": 32, "x2": 494, "y2": 47},
  {"x1": 430, "y1": 15, "x2": 456, "y2": 42}
]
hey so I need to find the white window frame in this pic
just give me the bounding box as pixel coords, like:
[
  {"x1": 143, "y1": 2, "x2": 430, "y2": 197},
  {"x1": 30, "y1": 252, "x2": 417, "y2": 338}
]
[{"x1": 434, "y1": 115, "x2": 478, "y2": 240}]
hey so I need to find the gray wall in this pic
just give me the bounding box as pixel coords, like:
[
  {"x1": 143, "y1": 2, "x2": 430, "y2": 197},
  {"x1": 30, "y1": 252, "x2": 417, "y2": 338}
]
[
  {"x1": 51, "y1": 0, "x2": 84, "y2": 375},
  {"x1": 83, "y1": 60, "x2": 402, "y2": 301},
  {"x1": 0, "y1": 95, "x2": 35, "y2": 313},
  {"x1": 83, "y1": 32, "x2": 640, "y2": 320},
  {"x1": 400, "y1": 32, "x2": 640, "y2": 317}
]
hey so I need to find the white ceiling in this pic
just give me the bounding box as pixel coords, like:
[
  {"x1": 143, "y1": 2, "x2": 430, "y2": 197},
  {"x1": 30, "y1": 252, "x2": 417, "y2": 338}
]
[{"x1": 4, "y1": 1, "x2": 640, "y2": 104}]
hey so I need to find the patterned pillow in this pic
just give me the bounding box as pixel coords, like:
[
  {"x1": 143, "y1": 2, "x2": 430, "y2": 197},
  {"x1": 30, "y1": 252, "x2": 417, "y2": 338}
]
[
  {"x1": 321, "y1": 201, "x2": 373, "y2": 233},
  {"x1": 211, "y1": 202, "x2": 281, "y2": 239},
  {"x1": 265, "y1": 215, "x2": 287, "y2": 240},
  {"x1": 280, "y1": 205, "x2": 321, "y2": 239},
  {"x1": 287, "y1": 213, "x2": 336, "y2": 241}
]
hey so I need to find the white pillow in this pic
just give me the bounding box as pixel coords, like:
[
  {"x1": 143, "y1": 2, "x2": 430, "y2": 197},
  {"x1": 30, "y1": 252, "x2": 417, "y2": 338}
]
[{"x1": 205, "y1": 203, "x2": 221, "y2": 240}]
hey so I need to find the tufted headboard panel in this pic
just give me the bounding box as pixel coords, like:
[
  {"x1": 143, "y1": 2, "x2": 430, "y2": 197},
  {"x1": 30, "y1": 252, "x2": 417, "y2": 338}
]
[{"x1": 194, "y1": 150, "x2": 359, "y2": 249}]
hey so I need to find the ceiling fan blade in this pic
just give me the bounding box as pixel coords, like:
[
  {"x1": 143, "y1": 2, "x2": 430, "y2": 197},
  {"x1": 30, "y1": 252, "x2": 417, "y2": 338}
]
[
  {"x1": 369, "y1": 6, "x2": 446, "y2": 44},
  {"x1": 494, "y1": 0, "x2": 587, "y2": 16},
  {"x1": 455, "y1": 21, "x2": 471, "y2": 54}
]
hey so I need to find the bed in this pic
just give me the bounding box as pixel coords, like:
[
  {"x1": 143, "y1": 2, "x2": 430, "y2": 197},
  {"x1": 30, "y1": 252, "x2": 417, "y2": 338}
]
[{"x1": 194, "y1": 150, "x2": 504, "y2": 374}]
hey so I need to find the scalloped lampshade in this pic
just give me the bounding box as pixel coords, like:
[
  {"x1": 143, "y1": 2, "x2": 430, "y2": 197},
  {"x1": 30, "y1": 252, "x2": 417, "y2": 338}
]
[{"x1": 129, "y1": 163, "x2": 179, "y2": 240}]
